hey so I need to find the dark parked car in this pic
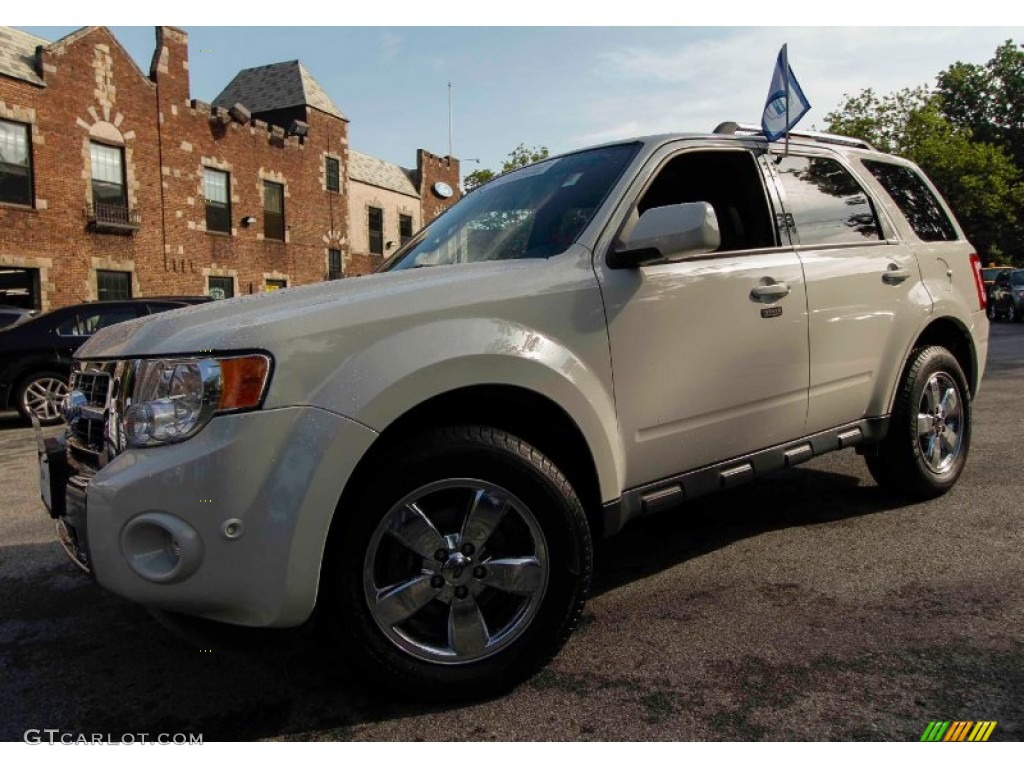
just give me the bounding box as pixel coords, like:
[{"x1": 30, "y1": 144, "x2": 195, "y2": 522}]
[
  {"x1": 982, "y1": 266, "x2": 1013, "y2": 290},
  {"x1": 0, "y1": 297, "x2": 211, "y2": 424},
  {"x1": 0, "y1": 304, "x2": 37, "y2": 329},
  {"x1": 987, "y1": 269, "x2": 1024, "y2": 323}
]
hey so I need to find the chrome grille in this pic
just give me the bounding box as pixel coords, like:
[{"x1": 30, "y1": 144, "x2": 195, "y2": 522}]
[
  {"x1": 65, "y1": 361, "x2": 124, "y2": 474},
  {"x1": 72, "y1": 371, "x2": 111, "y2": 407}
]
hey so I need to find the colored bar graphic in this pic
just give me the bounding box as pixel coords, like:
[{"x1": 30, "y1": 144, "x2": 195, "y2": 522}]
[
  {"x1": 945, "y1": 721, "x2": 966, "y2": 741},
  {"x1": 921, "y1": 720, "x2": 996, "y2": 742},
  {"x1": 921, "y1": 721, "x2": 950, "y2": 741}
]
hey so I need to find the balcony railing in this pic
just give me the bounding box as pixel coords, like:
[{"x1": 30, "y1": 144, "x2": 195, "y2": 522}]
[{"x1": 85, "y1": 203, "x2": 140, "y2": 233}]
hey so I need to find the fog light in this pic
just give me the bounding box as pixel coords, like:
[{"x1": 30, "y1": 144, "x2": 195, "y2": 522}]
[{"x1": 120, "y1": 512, "x2": 203, "y2": 583}]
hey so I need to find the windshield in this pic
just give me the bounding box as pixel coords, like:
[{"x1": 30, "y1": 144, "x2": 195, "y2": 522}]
[
  {"x1": 381, "y1": 143, "x2": 640, "y2": 271},
  {"x1": 982, "y1": 268, "x2": 1003, "y2": 282},
  {"x1": 1012, "y1": 271, "x2": 1024, "y2": 286}
]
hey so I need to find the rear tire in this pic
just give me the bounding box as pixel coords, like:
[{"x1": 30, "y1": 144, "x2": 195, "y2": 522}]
[
  {"x1": 322, "y1": 425, "x2": 593, "y2": 701},
  {"x1": 987, "y1": 301, "x2": 999, "y2": 322},
  {"x1": 865, "y1": 346, "x2": 971, "y2": 500}
]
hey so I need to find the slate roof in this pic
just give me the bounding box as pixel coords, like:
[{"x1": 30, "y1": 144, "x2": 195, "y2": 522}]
[
  {"x1": 348, "y1": 150, "x2": 419, "y2": 197},
  {"x1": 0, "y1": 27, "x2": 47, "y2": 87},
  {"x1": 212, "y1": 60, "x2": 345, "y2": 120}
]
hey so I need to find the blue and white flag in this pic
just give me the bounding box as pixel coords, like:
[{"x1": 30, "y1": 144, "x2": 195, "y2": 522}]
[{"x1": 761, "y1": 44, "x2": 811, "y2": 142}]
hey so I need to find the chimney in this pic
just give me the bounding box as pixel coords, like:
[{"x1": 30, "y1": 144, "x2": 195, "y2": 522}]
[{"x1": 150, "y1": 26, "x2": 191, "y2": 107}]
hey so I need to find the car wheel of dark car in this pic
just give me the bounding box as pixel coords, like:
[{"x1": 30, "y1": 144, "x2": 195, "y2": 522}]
[
  {"x1": 323, "y1": 425, "x2": 593, "y2": 701},
  {"x1": 17, "y1": 370, "x2": 69, "y2": 425}
]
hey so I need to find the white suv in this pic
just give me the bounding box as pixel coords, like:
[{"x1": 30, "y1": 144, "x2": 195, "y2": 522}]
[{"x1": 39, "y1": 123, "x2": 989, "y2": 700}]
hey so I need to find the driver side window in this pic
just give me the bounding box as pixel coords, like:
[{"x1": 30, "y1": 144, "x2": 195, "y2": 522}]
[{"x1": 638, "y1": 150, "x2": 778, "y2": 252}]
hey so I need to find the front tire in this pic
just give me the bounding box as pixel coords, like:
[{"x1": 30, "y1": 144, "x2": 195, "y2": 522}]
[
  {"x1": 16, "y1": 370, "x2": 69, "y2": 425},
  {"x1": 323, "y1": 425, "x2": 592, "y2": 701},
  {"x1": 865, "y1": 346, "x2": 971, "y2": 500}
]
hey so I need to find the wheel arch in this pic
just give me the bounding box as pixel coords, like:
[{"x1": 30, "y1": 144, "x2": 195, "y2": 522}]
[
  {"x1": 2, "y1": 356, "x2": 69, "y2": 407},
  {"x1": 329, "y1": 384, "x2": 609, "y2": 542},
  {"x1": 889, "y1": 315, "x2": 978, "y2": 413}
]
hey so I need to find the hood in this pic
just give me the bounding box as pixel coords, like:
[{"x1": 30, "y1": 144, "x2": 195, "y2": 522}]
[{"x1": 77, "y1": 260, "x2": 544, "y2": 360}]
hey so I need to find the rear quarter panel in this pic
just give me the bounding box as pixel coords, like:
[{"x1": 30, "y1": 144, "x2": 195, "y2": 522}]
[{"x1": 850, "y1": 153, "x2": 989, "y2": 402}]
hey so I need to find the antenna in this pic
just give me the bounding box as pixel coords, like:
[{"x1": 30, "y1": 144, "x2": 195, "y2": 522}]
[{"x1": 448, "y1": 82, "x2": 453, "y2": 158}]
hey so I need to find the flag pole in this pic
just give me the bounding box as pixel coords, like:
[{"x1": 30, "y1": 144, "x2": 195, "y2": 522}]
[
  {"x1": 448, "y1": 81, "x2": 453, "y2": 159},
  {"x1": 783, "y1": 44, "x2": 790, "y2": 158}
]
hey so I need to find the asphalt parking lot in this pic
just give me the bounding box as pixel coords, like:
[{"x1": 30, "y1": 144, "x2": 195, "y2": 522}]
[{"x1": 1, "y1": 324, "x2": 1021, "y2": 742}]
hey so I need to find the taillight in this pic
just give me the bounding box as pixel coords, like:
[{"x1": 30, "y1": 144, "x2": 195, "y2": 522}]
[{"x1": 969, "y1": 253, "x2": 987, "y2": 310}]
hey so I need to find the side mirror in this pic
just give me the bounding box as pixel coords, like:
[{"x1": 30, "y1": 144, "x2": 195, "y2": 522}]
[{"x1": 609, "y1": 201, "x2": 721, "y2": 269}]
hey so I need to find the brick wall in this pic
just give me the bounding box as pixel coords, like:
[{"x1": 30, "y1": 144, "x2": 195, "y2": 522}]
[
  {"x1": 151, "y1": 26, "x2": 352, "y2": 296},
  {"x1": 418, "y1": 149, "x2": 461, "y2": 224},
  {"x1": 1, "y1": 27, "x2": 164, "y2": 310},
  {"x1": 0, "y1": 25, "x2": 457, "y2": 310},
  {"x1": 347, "y1": 180, "x2": 420, "y2": 275}
]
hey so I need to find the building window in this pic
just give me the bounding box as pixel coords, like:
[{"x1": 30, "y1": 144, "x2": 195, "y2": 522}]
[
  {"x1": 0, "y1": 119, "x2": 32, "y2": 206},
  {"x1": 265, "y1": 279, "x2": 287, "y2": 291},
  {"x1": 96, "y1": 270, "x2": 132, "y2": 301},
  {"x1": 204, "y1": 168, "x2": 231, "y2": 234},
  {"x1": 90, "y1": 142, "x2": 127, "y2": 212},
  {"x1": 326, "y1": 156, "x2": 340, "y2": 193},
  {"x1": 328, "y1": 248, "x2": 343, "y2": 279},
  {"x1": 368, "y1": 206, "x2": 384, "y2": 256},
  {"x1": 264, "y1": 181, "x2": 285, "y2": 241},
  {"x1": 0, "y1": 266, "x2": 40, "y2": 310},
  {"x1": 399, "y1": 214, "x2": 414, "y2": 247},
  {"x1": 208, "y1": 275, "x2": 235, "y2": 299}
]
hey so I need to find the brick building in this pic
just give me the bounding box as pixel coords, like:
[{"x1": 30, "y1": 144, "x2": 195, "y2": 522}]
[{"x1": 0, "y1": 25, "x2": 460, "y2": 311}]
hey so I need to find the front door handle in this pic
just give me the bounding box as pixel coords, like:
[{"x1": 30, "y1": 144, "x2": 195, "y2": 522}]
[
  {"x1": 750, "y1": 282, "x2": 791, "y2": 300},
  {"x1": 883, "y1": 264, "x2": 911, "y2": 284}
]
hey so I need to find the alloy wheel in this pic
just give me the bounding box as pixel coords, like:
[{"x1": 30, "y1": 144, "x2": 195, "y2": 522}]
[
  {"x1": 362, "y1": 479, "x2": 550, "y2": 665},
  {"x1": 916, "y1": 371, "x2": 963, "y2": 475},
  {"x1": 22, "y1": 377, "x2": 69, "y2": 423}
]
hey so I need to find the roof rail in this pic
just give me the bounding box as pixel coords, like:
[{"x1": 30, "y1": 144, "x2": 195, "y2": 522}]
[{"x1": 712, "y1": 122, "x2": 876, "y2": 152}]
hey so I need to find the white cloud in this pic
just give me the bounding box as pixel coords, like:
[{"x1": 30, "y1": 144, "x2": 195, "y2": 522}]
[
  {"x1": 380, "y1": 31, "x2": 402, "y2": 61},
  {"x1": 575, "y1": 27, "x2": 1024, "y2": 146}
]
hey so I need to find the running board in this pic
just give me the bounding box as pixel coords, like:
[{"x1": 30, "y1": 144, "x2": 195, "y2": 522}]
[{"x1": 604, "y1": 417, "x2": 887, "y2": 537}]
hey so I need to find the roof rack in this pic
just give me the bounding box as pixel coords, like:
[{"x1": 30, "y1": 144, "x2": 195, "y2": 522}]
[{"x1": 712, "y1": 122, "x2": 876, "y2": 152}]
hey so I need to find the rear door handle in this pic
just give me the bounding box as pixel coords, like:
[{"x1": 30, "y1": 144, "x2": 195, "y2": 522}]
[
  {"x1": 882, "y1": 264, "x2": 911, "y2": 284},
  {"x1": 750, "y1": 282, "x2": 791, "y2": 300}
]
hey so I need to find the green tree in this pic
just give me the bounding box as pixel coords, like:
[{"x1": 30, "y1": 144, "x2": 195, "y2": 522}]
[
  {"x1": 501, "y1": 143, "x2": 550, "y2": 172},
  {"x1": 937, "y1": 41, "x2": 1024, "y2": 168},
  {"x1": 463, "y1": 168, "x2": 495, "y2": 192},
  {"x1": 463, "y1": 143, "x2": 550, "y2": 192},
  {"x1": 826, "y1": 82, "x2": 1024, "y2": 262},
  {"x1": 824, "y1": 86, "x2": 932, "y2": 154}
]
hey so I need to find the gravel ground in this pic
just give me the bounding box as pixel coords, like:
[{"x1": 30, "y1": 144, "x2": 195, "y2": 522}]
[{"x1": 0, "y1": 324, "x2": 1021, "y2": 742}]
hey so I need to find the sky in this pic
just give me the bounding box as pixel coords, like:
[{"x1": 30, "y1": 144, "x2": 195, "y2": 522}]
[{"x1": 18, "y1": 25, "x2": 1024, "y2": 180}]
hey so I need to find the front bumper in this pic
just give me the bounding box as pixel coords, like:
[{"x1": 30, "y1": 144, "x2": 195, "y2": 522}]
[{"x1": 46, "y1": 405, "x2": 377, "y2": 627}]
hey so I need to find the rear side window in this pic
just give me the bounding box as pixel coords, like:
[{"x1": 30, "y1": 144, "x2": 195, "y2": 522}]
[
  {"x1": 862, "y1": 160, "x2": 957, "y2": 242},
  {"x1": 776, "y1": 156, "x2": 882, "y2": 245},
  {"x1": 57, "y1": 308, "x2": 138, "y2": 337}
]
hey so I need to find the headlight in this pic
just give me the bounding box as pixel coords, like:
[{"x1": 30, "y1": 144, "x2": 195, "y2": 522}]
[{"x1": 122, "y1": 354, "x2": 271, "y2": 448}]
